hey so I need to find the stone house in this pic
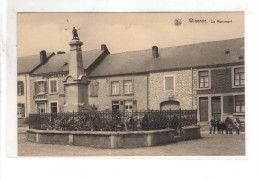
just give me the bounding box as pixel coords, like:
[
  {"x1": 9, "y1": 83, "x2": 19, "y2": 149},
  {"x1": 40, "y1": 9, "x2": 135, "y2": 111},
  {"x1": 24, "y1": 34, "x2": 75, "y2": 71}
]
[
  {"x1": 29, "y1": 45, "x2": 109, "y2": 114},
  {"x1": 87, "y1": 46, "x2": 195, "y2": 112},
  {"x1": 17, "y1": 51, "x2": 54, "y2": 118}
]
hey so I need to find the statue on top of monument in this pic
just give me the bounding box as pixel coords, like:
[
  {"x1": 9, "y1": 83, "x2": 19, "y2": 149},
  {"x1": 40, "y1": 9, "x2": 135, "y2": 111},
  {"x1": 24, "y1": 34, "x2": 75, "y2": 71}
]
[{"x1": 72, "y1": 27, "x2": 79, "y2": 40}]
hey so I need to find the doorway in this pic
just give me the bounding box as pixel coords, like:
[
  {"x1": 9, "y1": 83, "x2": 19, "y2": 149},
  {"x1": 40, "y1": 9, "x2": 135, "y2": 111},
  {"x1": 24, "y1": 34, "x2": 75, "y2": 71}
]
[
  {"x1": 212, "y1": 96, "x2": 221, "y2": 121},
  {"x1": 112, "y1": 101, "x2": 119, "y2": 112},
  {"x1": 199, "y1": 97, "x2": 208, "y2": 121},
  {"x1": 160, "y1": 101, "x2": 180, "y2": 110}
]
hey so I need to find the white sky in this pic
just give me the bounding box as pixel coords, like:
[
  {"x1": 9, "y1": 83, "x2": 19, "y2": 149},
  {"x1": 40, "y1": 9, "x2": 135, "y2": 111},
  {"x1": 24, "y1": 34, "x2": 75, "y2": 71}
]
[{"x1": 17, "y1": 12, "x2": 244, "y2": 57}]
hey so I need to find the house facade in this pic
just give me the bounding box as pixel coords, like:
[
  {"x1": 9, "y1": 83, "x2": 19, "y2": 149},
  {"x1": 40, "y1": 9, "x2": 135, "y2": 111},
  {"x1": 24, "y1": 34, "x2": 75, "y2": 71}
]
[
  {"x1": 87, "y1": 46, "x2": 195, "y2": 112},
  {"x1": 17, "y1": 51, "x2": 54, "y2": 118},
  {"x1": 195, "y1": 64, "x2": 245, "y2": 122},
  {"x1": 193, "y1": 38, "x2": 245, "y2": 122}
]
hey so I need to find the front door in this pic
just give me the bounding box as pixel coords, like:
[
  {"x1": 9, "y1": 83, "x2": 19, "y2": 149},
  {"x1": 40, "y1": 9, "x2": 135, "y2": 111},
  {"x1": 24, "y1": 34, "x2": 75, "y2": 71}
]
[
  {"x1": 112, "y1": 101, "x2": 119, "y2": 112},
  {"x1": 37, "y1": 103, "x2": 46, "y2": 113},
  {"x1": 199, "y1": 97, "x2": 208, "y2": 121},
  {"x1": 212, "y1": 96, "x2": 221, "y2": 121}
]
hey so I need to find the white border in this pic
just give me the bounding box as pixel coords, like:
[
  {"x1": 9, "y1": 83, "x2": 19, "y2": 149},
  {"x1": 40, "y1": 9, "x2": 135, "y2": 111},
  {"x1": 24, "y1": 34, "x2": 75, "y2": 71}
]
[{"x1": 1, "y1": 0, "x2": 260, "y2": 179}]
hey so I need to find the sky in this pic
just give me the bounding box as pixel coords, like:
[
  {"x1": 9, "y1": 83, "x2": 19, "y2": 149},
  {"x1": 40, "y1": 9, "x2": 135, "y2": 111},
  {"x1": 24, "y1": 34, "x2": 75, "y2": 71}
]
[{"x1": 17, "y1": 12, "x2": 244, "y2": 57}]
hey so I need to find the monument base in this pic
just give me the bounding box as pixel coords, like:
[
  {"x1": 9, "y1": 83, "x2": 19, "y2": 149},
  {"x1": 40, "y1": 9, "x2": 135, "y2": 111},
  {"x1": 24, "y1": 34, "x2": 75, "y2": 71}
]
[{"x1": 63, "y1": 75, "x2": 89, "y2": 112}]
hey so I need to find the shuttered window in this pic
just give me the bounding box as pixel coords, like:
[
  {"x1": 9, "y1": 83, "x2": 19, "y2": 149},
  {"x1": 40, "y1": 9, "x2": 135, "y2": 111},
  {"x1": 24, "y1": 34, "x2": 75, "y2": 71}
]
[
  {"x1": 165, "y1": 76, "x2": 174, "y2": 90},
  {"x1": 50, "y1": 80, "x2": 57, "y2": 93},
  {"x1": 17, "y1": 81, "x2": 24, "y2": 96},
  {"x1": 90, "y1": 84, "x2": 98, "y2": 97}
]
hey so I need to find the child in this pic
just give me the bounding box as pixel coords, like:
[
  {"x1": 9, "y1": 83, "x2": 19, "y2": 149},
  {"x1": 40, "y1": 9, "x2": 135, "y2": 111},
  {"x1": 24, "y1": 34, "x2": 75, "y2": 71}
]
[
  {"x1": 209, "y1": 117, "x2": 217, "y2": 134},
  {"x1": 234, "y1": 117, "x2": 241, "y2": 134}
]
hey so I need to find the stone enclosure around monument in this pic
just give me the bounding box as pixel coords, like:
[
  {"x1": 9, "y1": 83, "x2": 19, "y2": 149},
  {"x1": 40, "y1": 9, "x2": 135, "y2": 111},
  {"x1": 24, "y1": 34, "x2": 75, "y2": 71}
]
[{"x1": 27, "y1": 126, "x2": 201, "y2": 149}]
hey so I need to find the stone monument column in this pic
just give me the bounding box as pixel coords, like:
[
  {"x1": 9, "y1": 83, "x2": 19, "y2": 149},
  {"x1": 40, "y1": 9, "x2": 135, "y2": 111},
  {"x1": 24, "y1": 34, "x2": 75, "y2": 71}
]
[{"x1": 63, "y1": 39, "x2": 89, "y2": 112}]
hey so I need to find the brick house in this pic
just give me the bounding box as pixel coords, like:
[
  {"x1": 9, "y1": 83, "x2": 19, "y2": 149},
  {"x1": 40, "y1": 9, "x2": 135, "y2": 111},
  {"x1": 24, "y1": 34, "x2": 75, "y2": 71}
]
[
  {"x1": 194, "y1": 38, "x2": 244, "y2": 122},
  {"x1": 17, "y1": 51, "x2": 54, "y2": 118},
  {"x1": 29, "y1": 45, "x2": 109, "y2": 114}
]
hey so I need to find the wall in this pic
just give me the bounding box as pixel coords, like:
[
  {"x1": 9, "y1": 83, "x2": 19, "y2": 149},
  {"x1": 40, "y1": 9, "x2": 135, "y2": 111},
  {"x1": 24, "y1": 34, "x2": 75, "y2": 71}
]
[
  {"x1": 29, "y1": 73, "x2": 67, "y2": 113},
  {"x1": 88, "y1": 74, "x2": 148, "y2": 111},
  {"x1": 149, "y1": 69, "x2": 195, "y2": 110}
]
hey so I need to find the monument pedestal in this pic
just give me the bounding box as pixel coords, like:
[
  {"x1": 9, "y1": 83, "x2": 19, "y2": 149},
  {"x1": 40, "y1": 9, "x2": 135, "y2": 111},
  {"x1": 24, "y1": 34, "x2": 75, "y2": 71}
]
[
  {"x1": 63, "y1": 39, "x2": 90, "y2": 112},
  {"x1": 63, "y1": 76, "x2": 90, "y2": 112}
]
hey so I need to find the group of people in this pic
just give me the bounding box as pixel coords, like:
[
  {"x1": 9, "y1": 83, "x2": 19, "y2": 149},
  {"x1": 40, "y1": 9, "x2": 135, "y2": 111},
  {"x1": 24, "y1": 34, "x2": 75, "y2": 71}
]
[{"x1": 209, "y1": 117, "x2": 242, "y2": 134}]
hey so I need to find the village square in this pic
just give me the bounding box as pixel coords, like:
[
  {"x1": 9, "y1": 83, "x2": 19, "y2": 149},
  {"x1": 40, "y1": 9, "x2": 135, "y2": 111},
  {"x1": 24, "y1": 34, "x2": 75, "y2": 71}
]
[{"x1": 17, "y1": 13, "x2": 245, "y2": 156}]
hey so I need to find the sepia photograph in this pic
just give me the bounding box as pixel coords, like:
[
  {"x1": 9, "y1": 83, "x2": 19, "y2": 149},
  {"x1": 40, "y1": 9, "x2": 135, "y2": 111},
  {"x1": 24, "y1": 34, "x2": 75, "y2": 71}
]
[{"x1": 16, "y1": 12, "x2": 245, "y2": 156}]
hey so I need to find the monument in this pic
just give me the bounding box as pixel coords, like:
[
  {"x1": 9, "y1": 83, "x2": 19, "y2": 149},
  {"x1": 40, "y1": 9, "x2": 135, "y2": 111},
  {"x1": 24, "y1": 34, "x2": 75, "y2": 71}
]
[{"x1": 63, "y1": 27, "x2": 89, "y2": 112}]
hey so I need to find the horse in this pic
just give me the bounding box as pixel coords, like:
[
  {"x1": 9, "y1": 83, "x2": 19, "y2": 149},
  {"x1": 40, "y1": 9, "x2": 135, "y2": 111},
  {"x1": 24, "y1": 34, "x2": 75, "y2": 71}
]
[
  {"x1": 225, "y1": 117, "x2": 234, "y2": 134},
  {"x1": 217, "y1": 121, "x2": 227, "y2": 134}
]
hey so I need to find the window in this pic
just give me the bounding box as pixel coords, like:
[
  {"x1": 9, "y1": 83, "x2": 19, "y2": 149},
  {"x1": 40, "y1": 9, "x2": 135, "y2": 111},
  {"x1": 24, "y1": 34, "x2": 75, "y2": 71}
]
[
  {"x1": 50, "y1": 102, "x2": 58, "y2": 113},
  {"x1": 234, "y1": 67, "x2": 244, "y2": 86},
  {"x1": 235, "y1": 95, "x2": 245, "y2": 113},
  {"x1": 90, "y1": 84, "x2": 98, "y2": 97},
  {"x1": 17, "y1": 103, "x2": 25, "y2": 118},
  {"x1": 37, "y1": 103, "x2": 46, "y2": 113},
  {"x1": 123, "y1": 80, "x2": 133, "y2": 94},
  {"x1": 165, "y1": 76, "x2": 174, "y2": 90},
  {"x1": 17, "y1": 81, "x2": 24, "y2": 96},
  {"x1": 50, "y1": 80, "x2": 57, "y2": 93},
  {"x1": 199, "y1": 71, "x2": 209, "y2": 88},
  {"x1": 35, "y1": 81, "x2": 47, "y2": 94},
  {"x1": 125, "y1": 100, "x2": 133, "y2": 112},
  {"x1": 111, "y1": 81, "x2": 120, "y2": 95}
]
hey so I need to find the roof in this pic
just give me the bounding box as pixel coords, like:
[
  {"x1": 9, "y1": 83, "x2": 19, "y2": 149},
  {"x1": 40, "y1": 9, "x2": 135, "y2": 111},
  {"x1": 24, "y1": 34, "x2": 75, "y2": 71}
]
[
  {"x1": 17, "y1": 53, "x2": 53, "y2": 74},
  {"x1": 31, "y1": 49, "x2": 105, "y2": 75},
  {"x1": 89, "y1": 38, "x2": 244, "y2": 77}
]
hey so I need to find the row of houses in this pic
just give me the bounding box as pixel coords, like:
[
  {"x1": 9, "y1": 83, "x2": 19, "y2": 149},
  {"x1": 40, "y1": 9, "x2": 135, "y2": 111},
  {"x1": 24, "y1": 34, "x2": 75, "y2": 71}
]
[{"x1": 17, "y1": 37, "x2": 245, "y2": 122}]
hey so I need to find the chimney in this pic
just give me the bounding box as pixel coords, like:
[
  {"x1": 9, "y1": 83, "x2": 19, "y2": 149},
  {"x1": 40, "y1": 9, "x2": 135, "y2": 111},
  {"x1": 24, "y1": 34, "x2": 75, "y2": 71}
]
[
  {"x1": 40, "y1": 50, "x2": 47, "y2": 64},
  {"x1": 101, "y1": 44, "x2": 110, "y2": 54},
  {"x1": 152, "y1": 46, "x2": 159, "y2": 58},
  {"x1": 101, "y1": 44, "x2": 108, "y2": 51}
]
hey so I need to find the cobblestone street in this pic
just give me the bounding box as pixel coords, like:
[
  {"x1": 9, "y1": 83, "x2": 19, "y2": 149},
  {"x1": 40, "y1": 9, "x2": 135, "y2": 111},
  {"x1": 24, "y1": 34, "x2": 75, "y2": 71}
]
[{"x1": 18, "y1": 126, "x2": 245, "y2": 156}]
